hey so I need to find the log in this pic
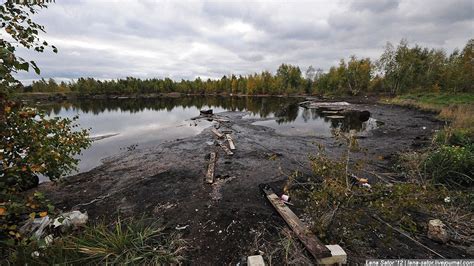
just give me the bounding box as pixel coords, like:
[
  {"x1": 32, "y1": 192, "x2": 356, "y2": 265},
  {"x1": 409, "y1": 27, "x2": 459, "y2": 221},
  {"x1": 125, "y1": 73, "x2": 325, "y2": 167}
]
[
  {"x1": 218, "y1": 141, "x2": 234, "y2": 156},
  {"x1": 211, "y1": 128, "x2": 224, "y2": 138},
  {"x1": 261, "y1": 185, "x2": 332, "y2": 259},
  {"x1": 206, "y1": 152, "x2": 217, "y2": 184},
  {"x1": 225, "y1": 134, "x2": 236, "y2": 150}
]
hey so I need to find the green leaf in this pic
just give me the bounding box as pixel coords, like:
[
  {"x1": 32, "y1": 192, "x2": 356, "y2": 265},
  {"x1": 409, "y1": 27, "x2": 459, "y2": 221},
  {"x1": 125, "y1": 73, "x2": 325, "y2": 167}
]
[{"x1": 30, "y1": 61, "x2": 40, "y2": 75}]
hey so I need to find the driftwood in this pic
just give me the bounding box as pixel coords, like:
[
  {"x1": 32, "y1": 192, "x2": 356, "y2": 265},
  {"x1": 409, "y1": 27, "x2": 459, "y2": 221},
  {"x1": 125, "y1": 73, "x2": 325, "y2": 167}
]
[
  {"x1": 261, "y1": 185, "x2": 332, "y2": 259},
  {"x1": 226, "y1": 134, "x2": 236, "y2": 150},
  {"x1": 211, "y1": 128, "x2": 224, "y2": 138},
  {"x1": 218, "y1": 141, "x2": 234, "y2": 156},
  {"x1": 206, "y1": 152, "x2": 217, "y2": 184}
]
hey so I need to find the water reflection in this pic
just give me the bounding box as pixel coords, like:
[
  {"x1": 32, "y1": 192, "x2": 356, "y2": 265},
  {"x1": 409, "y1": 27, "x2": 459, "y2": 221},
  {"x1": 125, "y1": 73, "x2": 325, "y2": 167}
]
[{"x1": 39, "y1": 96, "x2": 377, "y2": 177}]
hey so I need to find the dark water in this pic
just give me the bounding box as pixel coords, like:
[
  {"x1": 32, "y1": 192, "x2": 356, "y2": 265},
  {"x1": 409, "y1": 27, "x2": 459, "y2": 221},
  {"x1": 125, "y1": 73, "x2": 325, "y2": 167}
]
[{"x1": 42, "y1": 96, "x2": 377, "y2": 177}]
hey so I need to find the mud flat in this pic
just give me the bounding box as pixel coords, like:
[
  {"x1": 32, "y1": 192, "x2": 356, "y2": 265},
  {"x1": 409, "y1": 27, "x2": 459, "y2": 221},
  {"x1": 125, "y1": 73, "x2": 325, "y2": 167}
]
[{"x1": 40, "y1": 103, "x2": 446, "y2": 264}]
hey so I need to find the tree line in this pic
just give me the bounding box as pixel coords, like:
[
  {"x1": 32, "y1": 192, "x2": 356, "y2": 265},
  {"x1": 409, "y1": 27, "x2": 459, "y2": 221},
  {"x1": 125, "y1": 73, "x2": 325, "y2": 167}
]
[{"x1": 25, "y1": 39, "x2": 473, "y2": 96}]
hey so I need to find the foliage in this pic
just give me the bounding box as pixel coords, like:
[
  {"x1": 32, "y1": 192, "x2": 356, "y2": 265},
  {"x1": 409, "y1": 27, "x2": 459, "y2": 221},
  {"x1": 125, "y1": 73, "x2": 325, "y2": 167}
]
[
  {"x1": 9, "y1": 217, "x2": 186, "y2": 265},
  {"x1": 0, "y1": 103, "x2": 90, "y2": 250},
  {"x1": 0, "y1": 190, "x2": 53, "y2": 249},
  {"x1": 377, "y1": 39, "x2": 473, "y2": 94},
  {"x1": 20, "y1": 39, "x2": 473, "y2": 97},
  {"x1": 434, "y1": 127, "x2": 473, "y2": 147},
  {"x1": 423, "y1": 145, "x2": 473, "y2": 187},
  {"x1": 1, "y1": 104, "x2": 91, "y2": 188},
  {"x1": 0, "y1": 1, "x2": 57, "y2": 91}
]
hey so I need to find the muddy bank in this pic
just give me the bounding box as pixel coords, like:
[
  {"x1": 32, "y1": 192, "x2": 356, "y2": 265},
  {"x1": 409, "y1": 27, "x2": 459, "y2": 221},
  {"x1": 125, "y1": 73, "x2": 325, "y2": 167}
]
[{"x1": 40, "y1": 103, "x2": 452, "y2": 264}]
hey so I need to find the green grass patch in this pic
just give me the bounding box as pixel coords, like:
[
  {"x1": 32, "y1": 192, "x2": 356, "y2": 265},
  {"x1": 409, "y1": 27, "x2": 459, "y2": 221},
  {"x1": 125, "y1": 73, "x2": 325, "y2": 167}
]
[{"x1": 396, "y1": 93, "x2": 474, "y2": 107}]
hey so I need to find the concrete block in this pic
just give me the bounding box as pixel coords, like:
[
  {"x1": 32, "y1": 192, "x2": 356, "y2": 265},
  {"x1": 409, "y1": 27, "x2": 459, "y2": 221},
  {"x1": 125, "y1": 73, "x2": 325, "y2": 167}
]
[
  {"x1": 247, "y1": 255, "x2": 265, "y2": 266},
  {"x1": 317, "y1": 244, "x2": 347, "y2": 265}
]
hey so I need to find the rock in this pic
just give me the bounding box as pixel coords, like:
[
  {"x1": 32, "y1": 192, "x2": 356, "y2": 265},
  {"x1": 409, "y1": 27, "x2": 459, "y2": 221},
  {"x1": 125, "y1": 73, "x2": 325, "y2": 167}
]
[{"x1": 427, "y1": 219, "x2": 449, "y2": 243}]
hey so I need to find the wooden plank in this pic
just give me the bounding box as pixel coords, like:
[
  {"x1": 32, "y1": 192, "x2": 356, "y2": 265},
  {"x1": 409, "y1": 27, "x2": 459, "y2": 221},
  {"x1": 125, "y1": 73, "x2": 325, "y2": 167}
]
[
  {"x1": 225, "y1": 134, "x2": 236, "y2": 150},
  {"x1": 211, "y1": 128, "x2": 224, "y2": 138},
  {"x1": 206, "y1": 152, "x2": 217, "y2": 184},
  {"x1": 218, "y1": 141, "x2": 234, "y2": 156},
  {"x1": 325, "y1": 115, "x2": 345, "y2": 119},
  {"x1": 261, "y1": 185, "x2": 332, "y2": 259}
]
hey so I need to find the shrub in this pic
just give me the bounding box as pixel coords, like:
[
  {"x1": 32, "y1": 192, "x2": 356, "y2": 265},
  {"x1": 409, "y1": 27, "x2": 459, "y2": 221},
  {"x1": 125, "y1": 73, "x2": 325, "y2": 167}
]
[
  {"x1": 1, "y1": 103, "x2": 90, "y2": 251},
  {"x1": 434, "y1": 128, "x2": 473, "y2": 147},
  {"x1": 424, "y1": 145, "x2": 474, "y2": 187}
]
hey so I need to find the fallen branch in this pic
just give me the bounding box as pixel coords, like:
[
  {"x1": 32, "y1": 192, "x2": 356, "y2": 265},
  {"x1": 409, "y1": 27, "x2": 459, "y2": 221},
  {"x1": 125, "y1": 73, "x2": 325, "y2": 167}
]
[
  {"x1": 73, "y1": 193, "x2": 111, "y2": 208},
  {"x1": 371, "y1": 214, "x2": 446, "y2": 259}
]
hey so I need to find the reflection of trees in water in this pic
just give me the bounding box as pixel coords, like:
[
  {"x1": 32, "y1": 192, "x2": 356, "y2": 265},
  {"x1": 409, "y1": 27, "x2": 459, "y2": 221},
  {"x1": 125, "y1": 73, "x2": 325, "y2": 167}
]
[
  {"x1": 275, "y1": 103, "x2": 299, "y2": 124},
  {"x1": 42, "y1": 96, "x2": 301, "y2": 120},
  {"x1": 325, "y1": 110, "x2": 369, "y2": 132},
  {"x1": 41, "y1": 97, "x2": 375, "y2": 133}
]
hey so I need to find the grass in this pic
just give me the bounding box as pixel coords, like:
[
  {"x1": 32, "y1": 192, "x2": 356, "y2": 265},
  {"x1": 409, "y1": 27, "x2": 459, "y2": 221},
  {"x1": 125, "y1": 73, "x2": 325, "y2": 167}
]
[
  {"x1": 9, "y1": 217, "x2": 186, "y2": 265},
  {"x1": 387, "y1": 93, "x2": 474, "y2": 109},
  {"x1": 384, "y1": 93, "x2": 474, "y2": 129}
]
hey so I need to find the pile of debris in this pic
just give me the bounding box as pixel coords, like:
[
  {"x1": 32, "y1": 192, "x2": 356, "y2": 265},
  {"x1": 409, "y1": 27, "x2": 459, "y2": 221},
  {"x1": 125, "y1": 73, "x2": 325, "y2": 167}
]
[{"x1": 194, "y1": 109, "x2": 236, "y2": 184}]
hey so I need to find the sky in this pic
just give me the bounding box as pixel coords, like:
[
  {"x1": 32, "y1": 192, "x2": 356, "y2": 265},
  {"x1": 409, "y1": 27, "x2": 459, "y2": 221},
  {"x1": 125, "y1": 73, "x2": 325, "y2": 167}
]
[{"x1": 12, "y1": 0, "x2": 474, "y2": 83}]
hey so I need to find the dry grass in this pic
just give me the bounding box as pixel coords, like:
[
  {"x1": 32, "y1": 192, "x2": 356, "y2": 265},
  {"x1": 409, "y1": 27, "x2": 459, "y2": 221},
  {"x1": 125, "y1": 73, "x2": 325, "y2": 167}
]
[{"x1": 438, "y1": 104, "x2": 474, "y2": 129}]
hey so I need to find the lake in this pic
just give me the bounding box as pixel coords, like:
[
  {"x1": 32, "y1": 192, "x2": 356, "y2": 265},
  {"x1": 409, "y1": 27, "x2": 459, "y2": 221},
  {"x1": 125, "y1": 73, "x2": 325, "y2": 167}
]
[{"x1": 41, "y1": 96, "x2": 378, "y2": 177}]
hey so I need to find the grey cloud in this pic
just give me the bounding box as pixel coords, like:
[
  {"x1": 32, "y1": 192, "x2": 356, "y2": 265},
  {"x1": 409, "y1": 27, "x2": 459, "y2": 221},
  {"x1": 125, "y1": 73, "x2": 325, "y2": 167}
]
[
  {"x1": 12, "y1": 0, "x2": 473, "y2": 83},
  {"x1": 351, "y1": 0, "x2": 400, "y2": 13}
]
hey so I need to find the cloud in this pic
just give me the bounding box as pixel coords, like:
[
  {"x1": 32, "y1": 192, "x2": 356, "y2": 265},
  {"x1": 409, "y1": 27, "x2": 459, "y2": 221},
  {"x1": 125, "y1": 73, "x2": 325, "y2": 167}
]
[{"x1": 12, "y1": 0, "x2": 473, "y2": 83}]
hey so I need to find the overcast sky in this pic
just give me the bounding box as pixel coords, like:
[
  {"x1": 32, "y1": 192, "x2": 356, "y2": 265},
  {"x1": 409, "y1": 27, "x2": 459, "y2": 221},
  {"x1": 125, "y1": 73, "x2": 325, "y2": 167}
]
[{"x1": 13, "y1": 0, "x2": 474, "y2": 83}]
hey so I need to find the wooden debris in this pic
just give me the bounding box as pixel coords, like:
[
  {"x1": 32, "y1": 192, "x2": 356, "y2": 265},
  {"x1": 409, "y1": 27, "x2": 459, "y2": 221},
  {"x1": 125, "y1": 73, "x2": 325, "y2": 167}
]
[
  {"x1": 211, "y1": 128, "x2": 224, "y2": 138},
  {"x1": 225, "y1": 134, "x2": 236, "y2": 150},
  {"x1": 206, "y1": 152, "x2": 217, "y2": 184},
  {"x1": 200, "y1": 109, "x2": 213, "y2": 115},
  {"x1": 325, "y1": 115, "x2": 345, "y2": 119},
  {"x1": 318, "y1": 245, "x2": 347, "y2": 264},
  {"x1": 321, "y1": 110, "x2": 341, "y2": 114},
  {"x1": 218, "y1": 141, "x2": 234, "y2": 156},
  {"x1": 261, "y1": 185, "x2": 332, "y2": 259}
]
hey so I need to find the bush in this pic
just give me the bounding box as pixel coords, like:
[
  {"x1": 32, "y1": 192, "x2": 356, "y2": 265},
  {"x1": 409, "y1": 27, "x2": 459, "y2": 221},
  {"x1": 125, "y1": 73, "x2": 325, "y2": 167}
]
[
  {"x1": 1, "y1": 103, "x2": 90, "y2": 251},
  {"x1": 434, "y1": 128, "x2": 473, "y2": 147},
  {"x1": 424, "y1": 145, "x2": 474, "y2": 186}
]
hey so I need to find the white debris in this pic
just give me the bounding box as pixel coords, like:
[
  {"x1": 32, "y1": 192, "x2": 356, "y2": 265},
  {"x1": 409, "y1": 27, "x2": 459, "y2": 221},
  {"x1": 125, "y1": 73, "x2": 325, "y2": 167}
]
[
  {"x1": 31, "y1": 251, "x2": 40, "y2": 258},
  {"x1": 53, "y1": 210, "x2": 88, "y2": 230},
  {"x1": 175, "y1": 225, "x2": 189, "y2": 230},
  {"x1": 20, "y1": 216, "x2": 51, "y2": 239},
  {"x1": 247, "y1": 255, "x2": 265, "y2": 266},
  {"x1": 427, "y1": 219, "x2": 449, "y2": 243}
]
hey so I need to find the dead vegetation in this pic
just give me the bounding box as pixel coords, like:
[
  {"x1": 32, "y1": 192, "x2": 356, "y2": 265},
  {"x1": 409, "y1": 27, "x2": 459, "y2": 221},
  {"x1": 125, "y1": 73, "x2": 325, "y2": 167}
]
[{"x1": 283, "y1": 127, "x2": 473, "y2": 262}]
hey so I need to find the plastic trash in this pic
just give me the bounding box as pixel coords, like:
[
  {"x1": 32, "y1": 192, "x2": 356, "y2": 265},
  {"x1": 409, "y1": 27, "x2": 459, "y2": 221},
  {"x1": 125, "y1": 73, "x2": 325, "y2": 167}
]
[
  {"x1": 20, "y1": 216, "x2": 51, "y2": 239},
  {"x1": 53, "y1": 210, "x2": 88, "y2": 230},
  {"x1": 280, "y1": 194, "x2": 290, "y2": 202}
]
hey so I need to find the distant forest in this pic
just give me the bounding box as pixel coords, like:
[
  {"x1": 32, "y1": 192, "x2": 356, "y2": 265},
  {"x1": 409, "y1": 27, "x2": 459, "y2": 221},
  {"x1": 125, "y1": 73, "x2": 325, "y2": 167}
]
[{"x1": 25, "y1": 39, "x2": 473, "y2": 96}]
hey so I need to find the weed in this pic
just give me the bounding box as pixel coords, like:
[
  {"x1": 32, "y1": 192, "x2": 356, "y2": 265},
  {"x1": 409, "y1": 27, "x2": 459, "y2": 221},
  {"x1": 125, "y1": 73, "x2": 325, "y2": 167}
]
[
  {"x1": 9, "y1": 216, "x2": 186, "y2": 265},
  {"x1": 424, "y1": 145, "x2": 473, "y2": 187}
]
